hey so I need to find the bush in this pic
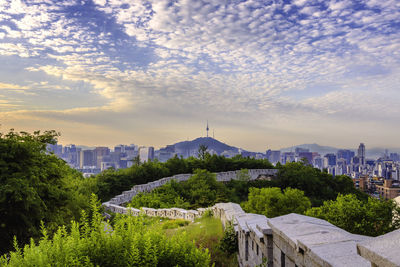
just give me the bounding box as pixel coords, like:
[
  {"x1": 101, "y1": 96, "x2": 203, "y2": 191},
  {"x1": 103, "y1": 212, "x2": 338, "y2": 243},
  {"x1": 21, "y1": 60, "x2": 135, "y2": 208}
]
[
  {"x1": 306, "y1": 194, "x2": 400, "y2": 236},
  {"x1": 162, "y1": 219, "x2": 190, "y2": 229},
  {"x1": 0, "y1": 195, "x2": 210, "y2": 267},
  {"x1": 219, "y1": 222, "x2": 238, "y2": 255},
  {"x1": 242, "y1": 187, "x2": 311, "y2": 218}
]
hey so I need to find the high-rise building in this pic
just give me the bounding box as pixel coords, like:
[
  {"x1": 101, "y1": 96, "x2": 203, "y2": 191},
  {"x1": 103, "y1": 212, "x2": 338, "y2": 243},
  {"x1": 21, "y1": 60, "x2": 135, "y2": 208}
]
[
  {"x1": 80, "y1": 149, "x2": 95, "y2": 168},
  {"x1": 139, "y1": 146, "x2": 155, "y2": 163},
  {"x1": 324, "y1": 153, "x2": 337, "y2": 167},
  {"x1": 298, "y1": 152, "x2": 313, "y2": 164},
  {"x1": 268, "y1": 150, "x2": 281, "y2": 164},
  {"x1": 358, "y1": 143, "x2": 366, "y2": 165},
  {"x1": 94, "y1": 147, "x2": 110, "y2": 168},
  {"x1": 337, "y1": 149, "x2": 355, "y2": 165}
]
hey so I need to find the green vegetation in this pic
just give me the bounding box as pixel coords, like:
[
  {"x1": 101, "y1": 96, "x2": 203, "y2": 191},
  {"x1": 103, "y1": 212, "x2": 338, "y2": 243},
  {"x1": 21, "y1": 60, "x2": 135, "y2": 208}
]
[
  {"x1": 306, "y1": 194, "x2": 400, "y2": 236},
  {"x1": 96, "y1": 154, "x2": 274, "y2": 202},
  {"x1": 274, "y1": 162, "x2": 362, "y2": 206},
  {"x1": 0, "y1": 195, "x2": 210, "y2": 267},
  {"x1": 2, "y1": 128, "x2": 400, "y2": 264},
  {"x1": 0, "y1": 130, "x2": 93, "y2": 255},
  {"x1": 219, "y1": 221, "x2": 238, "y2": 255},
  {"x1": 161, "y1": 219, "x2": 189, "y2": 229},
  {"x1": 169, "y1": 214, "x2": 237, "y2": 267},
  {"x1": 129, "y1": 170, "x2": 231, "y2": 209},
  {"x1": 243, "y1": 187, "x2": 311, "y2": 218}
]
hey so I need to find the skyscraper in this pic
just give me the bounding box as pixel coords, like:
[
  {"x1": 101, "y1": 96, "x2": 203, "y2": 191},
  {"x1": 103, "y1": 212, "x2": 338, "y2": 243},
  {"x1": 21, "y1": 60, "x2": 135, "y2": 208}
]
[
  {"x1": 139, "y1": 146, "x2": 155, "y2": 163},
  {"x1": 358, "y1": 143, "x2": 366, "y2": 165}
]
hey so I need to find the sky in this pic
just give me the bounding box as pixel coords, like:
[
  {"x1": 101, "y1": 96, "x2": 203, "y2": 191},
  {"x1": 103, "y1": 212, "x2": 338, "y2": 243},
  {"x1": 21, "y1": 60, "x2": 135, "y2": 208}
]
[{"x1": 0, "y1": 0, "x2": 399, "y2": 151}]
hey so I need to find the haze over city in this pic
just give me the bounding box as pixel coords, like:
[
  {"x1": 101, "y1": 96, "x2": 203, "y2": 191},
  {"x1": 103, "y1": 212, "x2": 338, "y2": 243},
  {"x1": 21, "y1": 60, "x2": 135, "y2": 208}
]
[{"x1": 0, "y1": 0, "x2": 400, "y2": 150}]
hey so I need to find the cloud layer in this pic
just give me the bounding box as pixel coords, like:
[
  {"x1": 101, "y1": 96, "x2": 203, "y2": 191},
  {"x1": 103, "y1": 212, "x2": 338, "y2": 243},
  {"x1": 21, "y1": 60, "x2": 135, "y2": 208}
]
[{"x1": 0, "y1": 0, "x2": 399, "y2": 149}]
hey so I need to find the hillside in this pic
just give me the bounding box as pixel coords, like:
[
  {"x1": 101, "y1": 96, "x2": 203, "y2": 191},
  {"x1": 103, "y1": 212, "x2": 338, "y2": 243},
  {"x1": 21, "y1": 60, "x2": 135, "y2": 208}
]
[{"x1": 165, "y1": 137, "x2": 241, "y2": 154}]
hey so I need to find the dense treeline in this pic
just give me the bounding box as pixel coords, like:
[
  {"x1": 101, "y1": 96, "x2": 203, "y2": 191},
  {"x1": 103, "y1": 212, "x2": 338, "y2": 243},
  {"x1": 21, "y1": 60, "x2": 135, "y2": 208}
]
[
  {"x1": 129, "y1": 170, "x2": 230, "y2": 209},
  {"x1": 274, "y1": 162, "x2": 363, "y2": 206},
  {"x1": 128, "y1": 161, "x2": 361, "y2": 211},
  {"x1": 96, "y1": 154, "x2": 273, "y2": 202},
  {"x1": 0, "y1": 130, "x2": 94, "y2": 255}
]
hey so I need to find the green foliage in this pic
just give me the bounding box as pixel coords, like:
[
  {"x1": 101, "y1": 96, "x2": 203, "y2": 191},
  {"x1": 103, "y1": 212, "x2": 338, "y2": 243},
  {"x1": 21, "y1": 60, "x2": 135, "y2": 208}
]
[
  {"x1": 0, "y1": 130, "x2": 91, "y2": 254},
  {"x1": 172, "y1": 216, "x2": 237, "y2": 266},
  {"x1": 219, "y1": 222, "x2": 238, "y2": 255},
  {"x1": 96, "y1": 154, "x2": 274, "y2": 202},
  {"x1": 130, "y1": 170, "x2": 230, "y2": 209},
  {"x1": 243, "y1": 187, "x2": 311, "y2": 218},
  {"x1": 0, "y1": 195, "x2": 210, "y2": 267},
  {"x1": 162, "y1": 219, "x2": 190, "y2": 229},
  {"x1": 275, "y1": 162, "x2": 360, "y2": 206},
  {"x1": 197, "y1": 144, "x2": 209, "y2": 160},
  {"x1": 305, "y1": 194, "x2": 400, "y2": 236}
]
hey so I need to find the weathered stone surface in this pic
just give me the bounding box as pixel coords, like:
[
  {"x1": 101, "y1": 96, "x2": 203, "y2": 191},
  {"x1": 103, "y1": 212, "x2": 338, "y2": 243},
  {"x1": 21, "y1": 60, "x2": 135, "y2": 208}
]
[
  {"x1": 268, "y1": 213, "x2": 370, "y2": 267},
  {"x1": 357, "y1": 229, "x2": 400, "y2": 267}
]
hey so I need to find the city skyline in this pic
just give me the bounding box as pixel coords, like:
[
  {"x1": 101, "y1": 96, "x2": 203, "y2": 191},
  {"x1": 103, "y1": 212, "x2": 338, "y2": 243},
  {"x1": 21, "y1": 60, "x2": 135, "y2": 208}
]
[{"x1": 1, "y1": 0, "x2": 400, "y2": 150}]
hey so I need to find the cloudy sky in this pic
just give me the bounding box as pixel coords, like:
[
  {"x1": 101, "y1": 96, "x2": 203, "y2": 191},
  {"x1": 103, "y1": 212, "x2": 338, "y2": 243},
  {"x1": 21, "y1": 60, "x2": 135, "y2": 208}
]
[{"x1": 0, "y1": 0, "x2": 399, "y2": 151}]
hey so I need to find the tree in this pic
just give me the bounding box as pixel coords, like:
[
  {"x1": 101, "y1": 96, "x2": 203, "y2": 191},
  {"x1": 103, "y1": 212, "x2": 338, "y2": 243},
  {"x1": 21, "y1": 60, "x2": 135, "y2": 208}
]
[
  {"x1": 182, "y1": 169, "x2": 229, "y2": 208},
  {"x1": 275, "y1": 162, "x2": 359, "y2": 206},
  {"x1": 0, "y1": 130, "x2": 89, "y2": 254},
  {"x1": 132, "y1": 155, "x2": 141, "y2": 166},
  {"x1": 305, "y1": 194, "x2": 400, "y2": 236},
  {"x1": 243, "y1": 187, "x2": 311, "y2": 218},
  {"x1": 197, "y1": 144, "x2": 209, "y2": 160}
]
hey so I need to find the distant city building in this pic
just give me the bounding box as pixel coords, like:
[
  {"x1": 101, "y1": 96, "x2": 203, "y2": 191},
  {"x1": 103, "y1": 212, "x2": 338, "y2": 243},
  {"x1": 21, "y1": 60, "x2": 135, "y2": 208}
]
[
  {"x1": 298, "y1": 152, "x2": 313, "y2": 164},
  {"x1": 94, "y1": 147, "x2": 110, "y2": 168},
  {"x1": 266, "y1": 150, "x2": 281, "y2": 164},
  {"x1": 358, "y1": 143, "x2": 366, "y2": 165},
  {"x1": 139, "y1": 146, "x2": 155, "y2": 163},
  {"x1": 295, "y1": 147, "x2": 309, "y2": 154},
  {"x1": 337, "y1": 149, "x2": 355, "y2": 165},
  {"x1": 313, "y1": 156, "x2": 323, "y2": 169},
  {"x1": 324, "y1": 153, "x2": 337, "y2": 167},
  {"x1": 80, "y1": 149, "x2": 95, "y2": 168}
]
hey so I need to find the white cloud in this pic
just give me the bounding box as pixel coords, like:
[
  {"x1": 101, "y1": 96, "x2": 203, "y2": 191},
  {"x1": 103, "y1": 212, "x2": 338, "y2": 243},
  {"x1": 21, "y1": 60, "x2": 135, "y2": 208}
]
[{"x1": 0, "y1": 0, "x2": 400, "y2": 148}]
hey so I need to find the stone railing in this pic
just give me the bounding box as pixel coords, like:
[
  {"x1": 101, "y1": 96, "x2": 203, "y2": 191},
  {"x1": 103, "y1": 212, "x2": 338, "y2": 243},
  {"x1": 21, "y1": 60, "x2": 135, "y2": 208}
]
[{"x1": 106, "y1": 169, "x2": 277, "y2": 206}]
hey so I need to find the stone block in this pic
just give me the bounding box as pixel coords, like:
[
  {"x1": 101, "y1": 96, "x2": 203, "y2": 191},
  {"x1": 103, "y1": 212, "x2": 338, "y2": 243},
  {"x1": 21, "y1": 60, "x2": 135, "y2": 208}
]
[{"x1": 357, "y1": 229, "x2": 400, "y2": 267}]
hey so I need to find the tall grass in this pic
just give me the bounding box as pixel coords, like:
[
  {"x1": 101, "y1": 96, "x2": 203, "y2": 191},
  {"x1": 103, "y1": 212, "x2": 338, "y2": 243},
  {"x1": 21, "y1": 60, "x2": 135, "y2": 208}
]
[{"x1": 0, "y1": 195, "x2": 210, "y2": 267}]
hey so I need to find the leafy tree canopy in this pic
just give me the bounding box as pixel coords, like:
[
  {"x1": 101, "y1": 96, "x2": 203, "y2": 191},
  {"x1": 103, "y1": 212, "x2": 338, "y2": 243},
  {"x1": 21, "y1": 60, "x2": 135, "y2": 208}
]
[
  {"x1": 305, "y1": 194, "x2": 400, "y2": 236},
  {"x1": 275, "y1": 162, "x2": 361, "y2": 206},
  {"x1": 243, "y1": 187, "x2": 311, "y2": 218},
  {"x1": 0, "y1": 130, "x2": 91, "y2": 254}
]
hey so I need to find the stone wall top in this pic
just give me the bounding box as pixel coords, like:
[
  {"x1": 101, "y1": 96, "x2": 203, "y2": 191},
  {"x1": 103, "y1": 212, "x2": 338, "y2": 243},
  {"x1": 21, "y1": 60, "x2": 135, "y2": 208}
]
[
  {"x1": 357, "y1": 229, "x2": 400, "y2": 267},
  {"x1": 268, "y1": 213, "x2": 371, "y2": 267}
]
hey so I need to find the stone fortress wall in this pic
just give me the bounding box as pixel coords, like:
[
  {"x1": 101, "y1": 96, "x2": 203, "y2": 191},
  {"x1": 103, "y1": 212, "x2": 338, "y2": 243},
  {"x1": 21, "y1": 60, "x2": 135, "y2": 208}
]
[
  {"x1": 106, "y1": 169, "x2": 278, "y2": 206},
  {"x1": 102, "y1": 169, "x2": 400, "y2": 267}
]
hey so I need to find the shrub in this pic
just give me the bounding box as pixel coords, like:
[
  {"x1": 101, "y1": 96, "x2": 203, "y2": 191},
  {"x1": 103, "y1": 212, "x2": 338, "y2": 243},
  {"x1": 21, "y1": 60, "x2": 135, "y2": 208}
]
[{"x1": 0, "y1": 195, "x2": 210, "y2": 267}]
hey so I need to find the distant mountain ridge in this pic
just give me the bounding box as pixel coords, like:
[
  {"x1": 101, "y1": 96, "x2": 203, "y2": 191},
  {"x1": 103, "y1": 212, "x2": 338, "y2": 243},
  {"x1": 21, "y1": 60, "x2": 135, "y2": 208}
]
[{"x1": 171, "y1": 137, "x2": 240, "y2": 154}]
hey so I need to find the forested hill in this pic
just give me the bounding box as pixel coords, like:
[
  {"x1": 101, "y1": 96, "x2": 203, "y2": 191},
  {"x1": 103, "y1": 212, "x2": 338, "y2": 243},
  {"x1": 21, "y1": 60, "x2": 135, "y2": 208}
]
[{"x1": 168, "y1": 137, "x2": 241, "y2": 154}]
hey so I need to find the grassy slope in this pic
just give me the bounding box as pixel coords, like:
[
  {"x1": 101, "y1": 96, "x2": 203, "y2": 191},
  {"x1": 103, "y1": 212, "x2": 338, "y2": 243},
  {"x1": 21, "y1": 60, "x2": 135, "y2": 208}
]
[{"x1": 164, "y1": 216, "x2": 238, "y2": 267}]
